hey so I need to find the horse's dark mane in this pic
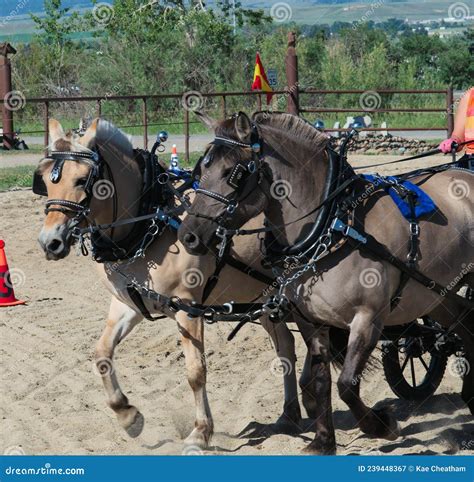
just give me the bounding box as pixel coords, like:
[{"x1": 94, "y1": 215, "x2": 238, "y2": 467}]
[
  {"x1": 212, "y1": 112, "x2": 329, "y2": 166},
  {"x1": 253, "y1": 111, "x2": 329, "y2": 156}
]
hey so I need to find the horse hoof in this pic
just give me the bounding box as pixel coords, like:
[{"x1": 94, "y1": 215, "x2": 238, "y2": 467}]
[
  {"x1": 368, "y1": 408, "x2": 400, "y2": 441},
  {"x1": 377, "y1": 409, "x2": 400, "y2": 441},
  {"x1": 384, "y1": 420, "x2": 401, "y2": 441},
  {"x1": 301, "y1": 442, "x2": 336, "y2": 455},
  {"x1": 184, "y1": 427, "x2": 211, "y2": 449},
  {"x1": 118, "y1": 406, "x2": 145, "y2": 438}
]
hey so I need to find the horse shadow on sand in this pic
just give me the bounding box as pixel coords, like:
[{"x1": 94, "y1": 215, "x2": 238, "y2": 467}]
[{"x1": 209, "y1": 393, "x2": 473, "y2": 454}]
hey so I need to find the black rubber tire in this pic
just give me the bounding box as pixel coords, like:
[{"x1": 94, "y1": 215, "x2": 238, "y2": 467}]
[{"x1": 382, "y1": 339, "x2": 448, "y2": 401}]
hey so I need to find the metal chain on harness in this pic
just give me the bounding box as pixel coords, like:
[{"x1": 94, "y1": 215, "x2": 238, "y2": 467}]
[{"x1": 274, "y1": 230, "x2": 333, "y2": 298}]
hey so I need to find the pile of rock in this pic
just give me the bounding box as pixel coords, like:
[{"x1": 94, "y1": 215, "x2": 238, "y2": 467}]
[{"x1": 331, "y1": 133, "x2": 439, "y2": 155}]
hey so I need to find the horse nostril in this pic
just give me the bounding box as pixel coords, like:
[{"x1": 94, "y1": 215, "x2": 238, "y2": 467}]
[
  {"x1": 47, "y1": 239, "x2": 63, "y2": 253},
  {"x1": 183, "y1": 232, "x2": 199, "y2": 248}
]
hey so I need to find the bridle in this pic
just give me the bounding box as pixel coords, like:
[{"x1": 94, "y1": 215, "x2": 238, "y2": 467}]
[
  {"x1": 33, "y1": 148, "x2": 117, "y2": 239},
  {"x1": 190, "y1": 124, "x2": 269, "y2": 229}
]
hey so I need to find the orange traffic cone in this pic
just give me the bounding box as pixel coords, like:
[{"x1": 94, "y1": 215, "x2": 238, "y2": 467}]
[{"x1": 0, "y1": 240, "x2": 25, "y2": 306}]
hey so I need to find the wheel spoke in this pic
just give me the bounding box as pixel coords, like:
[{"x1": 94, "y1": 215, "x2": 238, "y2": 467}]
[
  {"x1": 401, "y1": 354, "x2": 410, "y2": 373},
  {"x1": 410, "y1": 357, "x2": 417, "y2": 387},
  {"x1": 419, "y1": 354, "x2": 430, "y2": 372}
]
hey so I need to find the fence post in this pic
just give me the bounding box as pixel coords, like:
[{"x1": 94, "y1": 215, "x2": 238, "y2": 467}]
[
  {"x1": 142, "y1": 97, "x2": 148, "y2": 150},
  {"x1": 184, "y1": 108, "x2": 189, "y2": 164},
  {"x1": 221, "y1": 95, "x2": 227, "y2": 118},
  {"x1": 285, "y1": 32, "x2": 299, "y2": 116},
  {"x1": 446, "y1": 86, "x2": 454, "y2": 137},
  {"x1": 43, "y1": 101, "x2": 49, "y2": 153},
  {"x1": 0, "y1": 43, "x2": 17, "y2": 150}
]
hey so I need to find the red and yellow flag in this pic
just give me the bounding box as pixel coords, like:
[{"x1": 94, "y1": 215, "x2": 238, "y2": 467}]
[{"x1": 251, "y1": 53, "x2": 273, "y2": 104}]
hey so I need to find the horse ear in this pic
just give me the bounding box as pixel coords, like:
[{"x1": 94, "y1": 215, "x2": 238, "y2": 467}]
[
  {"x1": 195, "y1": 111, "x2": 217, "y2": 130},
  {"x1": 49, "y1": 119, "x2": 65, "y2": 143},
  {"x1": 78, "y1": 118, "x2": 99, "y2": 149},
  {"x1": 235, "y1": 112, "x2": 252, "y2": 143}
]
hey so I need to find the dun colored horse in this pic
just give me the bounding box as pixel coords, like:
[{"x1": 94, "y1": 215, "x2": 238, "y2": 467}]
[
  {"x1": 35, "y1": 118, "x2": 326, "y2": 448},
  {"x1": 179, "y1": 111, "x2": 474, "y2": 454}
]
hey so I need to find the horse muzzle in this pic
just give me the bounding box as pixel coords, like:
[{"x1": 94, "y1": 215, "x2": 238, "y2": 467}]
[
  {"x1": 180, "y1": 231, "x2": 209, "y2": 256},
  {"x1": 38, "y1": 223, "x2": 73, "y2": 260}
]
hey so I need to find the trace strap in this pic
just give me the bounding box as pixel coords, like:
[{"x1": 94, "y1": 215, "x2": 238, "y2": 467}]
[{"x1": 330, "y1": 218, "x2": 474, "y2": 310}]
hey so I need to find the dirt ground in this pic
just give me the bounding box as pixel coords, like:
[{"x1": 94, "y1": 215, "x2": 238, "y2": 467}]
[{"x1": 1, "y1": 154, "x2": 473, "y2": 456}]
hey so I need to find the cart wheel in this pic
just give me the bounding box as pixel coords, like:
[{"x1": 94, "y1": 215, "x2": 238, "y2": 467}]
[{"x1": 382, "y1": 320, "x2": 448, "y2": 401}]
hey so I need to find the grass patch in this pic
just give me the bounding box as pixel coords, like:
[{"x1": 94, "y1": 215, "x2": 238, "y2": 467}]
[
  {"x1": 0, "y1": 152, "x2": 203, "y2": 191},
  {"x1": 0, "y1": 166, "x2": 34, "y2": 191}
]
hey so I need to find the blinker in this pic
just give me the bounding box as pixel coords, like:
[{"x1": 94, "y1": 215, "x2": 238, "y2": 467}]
[
  {"x1": 32, "y1": 169, "x2": 48, "y2": 196},
  {"x1": 227, "y1": 163, "x2": 248, "y2": 190}
]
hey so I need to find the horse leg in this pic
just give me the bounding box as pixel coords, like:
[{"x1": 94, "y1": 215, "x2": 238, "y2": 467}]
[
  {"x1": 297, "y1": 320, "x2": 320, "y2": 418},
  {"x1": 95, "y1": 298, "x2": 144, "y2": 437},
  {"x1": 337, "y1": 311, "x2": 400, "y2": 440},
  {"x1": 260, "y1": 315, "x2": 302, "y2": 431},
  {"x1": 458, "y1": 276, "x2": 474, "y2": 414},
  {"x1": 451, "y1": 306, "x2": 474, "y2": 415},
  {"x1": 302, "y1": 326, "x2": 336, "y2": 454},
  {"x1": 176, "y1": 312, "x2": 213, "y2": 448}
]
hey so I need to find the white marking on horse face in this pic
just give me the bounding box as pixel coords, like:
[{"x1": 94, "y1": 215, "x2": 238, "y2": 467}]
[{"x1": 38, "y1": 222, "x2": 71, "y2": 260}]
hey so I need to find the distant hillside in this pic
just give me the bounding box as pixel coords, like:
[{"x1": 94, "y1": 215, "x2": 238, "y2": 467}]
[
  {"x1": 0, "y1": 0, "x2": 466, "y2": 36},
  {"x1": 0, "y1": 0, "x2": 455, "y2": 16},
  {"x1": 0, "y1": 0, "x2": 92, "y2": 13}
]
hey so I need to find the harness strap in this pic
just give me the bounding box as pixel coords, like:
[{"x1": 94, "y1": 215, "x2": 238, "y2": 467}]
[
  {"x1": 126, "y1": 285, "x2": 167, "y2": 321},
  {"x1": 202, "y1": 243, "x2": 232, "y2": 303},
  {"x1": 390, "y1": 272, "x2": 411, "y2": 310},
  {"x1": 406, "y1": 191, "x2": 420, "y2": 268},
  {"x1": 223, "y1": 254, "x2": 274, "y2": 285},
  {"x1": 195, "y1": 188, "x2": 233, "y2": 206},
  {"x1": 218, "y1": 176, "x2": 356, "y2": 239},
  {"x1": 45, "y1": 199, "x2": 86, "y2": 214},
  {"x1": 346, "y1": 234, "x2": 474, "y2": 310},
  {"x1": 74, "y1": 209, "x2": 180, "y2": 236}
]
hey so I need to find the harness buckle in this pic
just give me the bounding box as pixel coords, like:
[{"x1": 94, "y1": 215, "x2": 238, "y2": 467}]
[
  {"x1": 216, "y1": 227, "x2": 229, "y2": 258},
  {"x1": 263, "y1": 294, "x2": 289, "y2": 321},
  {"x1": 410, "y1": 221, "x2": 420, "y2": 236},
  {"x1": 330, "y1": 218, "x2": 367, "y2": 244},
  {"x1": 226, "y1": 202, "x2": 237, "y2": 214}
]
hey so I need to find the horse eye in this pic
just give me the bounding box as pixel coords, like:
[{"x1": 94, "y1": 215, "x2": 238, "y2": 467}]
[
  {"x1": 222, "y1": 167, "x2": 233, "y2": 178},
  {"x1": 75, "y1": 178, "x2": 88, "y2": 187}
]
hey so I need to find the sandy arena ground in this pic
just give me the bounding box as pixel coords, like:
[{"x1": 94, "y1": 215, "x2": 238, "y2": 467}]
[{"x1": 1, "y1": 153, "x2": 473, "y2": 455}]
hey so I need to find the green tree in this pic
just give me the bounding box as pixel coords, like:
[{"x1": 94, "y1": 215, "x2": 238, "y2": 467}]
[{"x1": 28, "y1": 0, "x2": 84, "y2": 94}]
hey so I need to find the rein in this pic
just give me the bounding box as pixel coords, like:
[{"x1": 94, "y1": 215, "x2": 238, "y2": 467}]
[{"x1": 354, "y1": 139, "x2": 474, "y2": 170}]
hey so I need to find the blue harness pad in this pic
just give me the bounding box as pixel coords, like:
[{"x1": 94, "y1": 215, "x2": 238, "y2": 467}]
[{"x1": 362, "y1": 174, "x2": 437, "y2": 220}]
